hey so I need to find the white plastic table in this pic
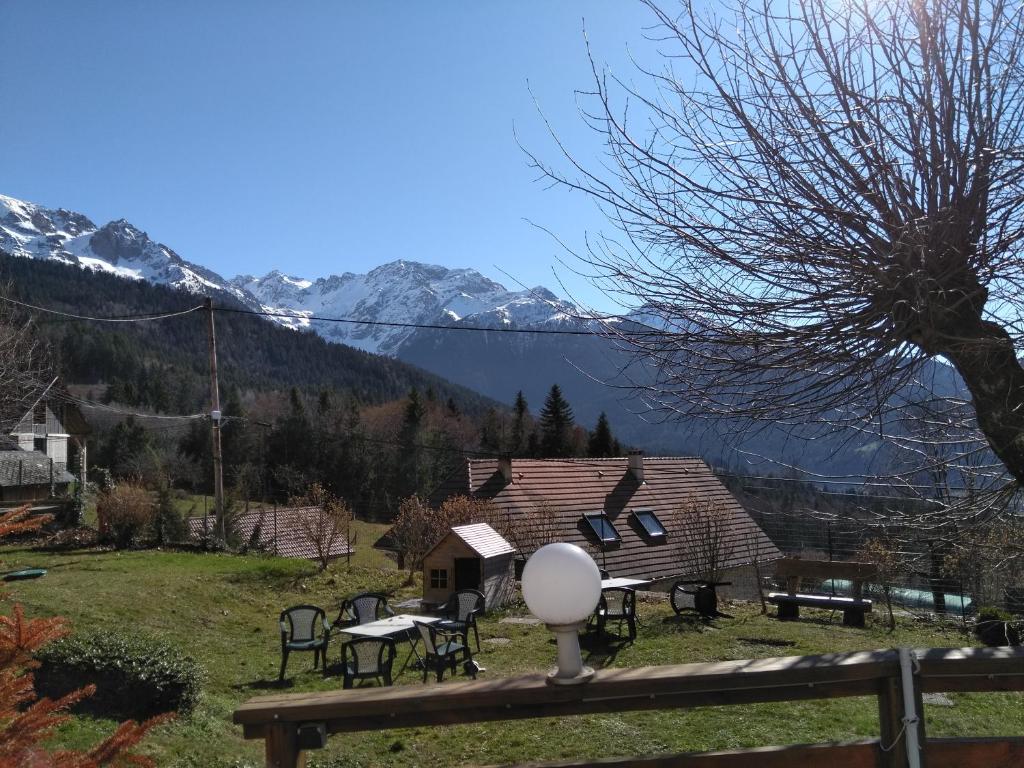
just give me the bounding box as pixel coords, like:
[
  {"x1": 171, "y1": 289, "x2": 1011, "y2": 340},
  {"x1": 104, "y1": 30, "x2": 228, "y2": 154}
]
[
  {"x1": 601, "y1": 577, "x2": 651, "y2": 589},
  {"x1": 338, "y1": 614, "x2": 442, "y2": 674}
]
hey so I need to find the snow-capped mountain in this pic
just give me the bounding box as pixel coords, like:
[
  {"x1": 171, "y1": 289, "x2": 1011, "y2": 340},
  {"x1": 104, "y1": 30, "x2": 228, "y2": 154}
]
[
  {"x1": 0, "y1": 194, "x2": 257, "y2": 306},
  {"x1": 231, "y1": 262, "x2": 579, "y2": 355},
  {"x1": 0, "y1": 193, "x2": 577, "y2": 355}
]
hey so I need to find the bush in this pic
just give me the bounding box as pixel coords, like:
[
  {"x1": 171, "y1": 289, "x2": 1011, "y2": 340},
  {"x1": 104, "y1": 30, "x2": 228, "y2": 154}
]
[
  {"x1": 151, "y1": 486, "x2": 186, "y2": 545},
  {"x1": 36, "y1": 630, "x2": 203, "y2": 719},
  {"x1": 96, "y1": 483, "x2": 154, "y2": 548}
]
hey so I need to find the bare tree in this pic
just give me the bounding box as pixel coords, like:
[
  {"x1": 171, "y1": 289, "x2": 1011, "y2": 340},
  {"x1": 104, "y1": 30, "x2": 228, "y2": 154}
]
[
  {"x1": 292, "y1": 483, "x2": 353, "y2": 571},
  {"x1": 506, "y1": 501, "x2": 561, "y2": 558},
  {"x1": 744, "y1": 526, "x2": 769, "y2": 614},
  {"x1": 532, "y1": 0, "x2": 1024, "y2": 486},
  {"x1": 671, "y1": 498, "x2": 736, "y2": 583},
  {"x1": 0, "y1": 289, "x2": 49, "y2": 434},
  {"x1": 390, "y1": 495, "x2": 506, "y2": 583},
  {"x1": 859, "y1": 538, "x2": 902, "y2": 631}
]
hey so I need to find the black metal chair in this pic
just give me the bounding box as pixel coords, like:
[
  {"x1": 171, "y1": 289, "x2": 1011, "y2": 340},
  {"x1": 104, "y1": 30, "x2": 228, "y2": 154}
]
[
  {"x1": 670, "y1": 580, "x2": 731, "y2": 620},
  {"x1": 335, "y1": 591, "x2": 394, "y2": 629},
  {"x1": 599, "y1": 568, "x2": 611, "y2": 579},
  {"x1": 594, "y1": 587, "x2": 637, "y2": 640},
  {"x1": 279, "y1": 605, "x2": 330, "y2": 681},
  {"x1": 340, "y1": 636, "x2": 397, "y2": 689},
  {"x1": 436, "y1": 589, "x2": 485, "y2": 651},
  {"x1": 413, "y1": 621, "x2": 475, "y2": 683}
]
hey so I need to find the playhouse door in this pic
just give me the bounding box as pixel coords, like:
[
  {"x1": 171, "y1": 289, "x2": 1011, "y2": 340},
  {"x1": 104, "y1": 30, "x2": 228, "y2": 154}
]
[{"x1": 453, "y1": 557, "x2": 481, "y2": 591}]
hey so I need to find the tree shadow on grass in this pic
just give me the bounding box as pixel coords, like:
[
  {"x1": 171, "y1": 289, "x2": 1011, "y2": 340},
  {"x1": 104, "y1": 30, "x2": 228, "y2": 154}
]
[
  {"x1": 233, "y1": 677, "x2": 296, "y2": 692},
  {"x1": 659, "y1": 614, "x2": 711, "y2": 633},
  {"x1": 578, "y1": 631, "x2": 633, "y2": 668}
]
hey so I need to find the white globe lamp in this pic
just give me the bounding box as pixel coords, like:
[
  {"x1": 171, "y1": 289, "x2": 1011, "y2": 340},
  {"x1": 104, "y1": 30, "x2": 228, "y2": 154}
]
[{"x1": 521, "y1": 542, "x2": 602, "y2": 685}]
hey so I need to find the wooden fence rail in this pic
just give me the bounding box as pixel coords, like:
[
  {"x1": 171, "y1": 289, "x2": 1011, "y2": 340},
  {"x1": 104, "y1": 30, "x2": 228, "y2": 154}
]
[{"x1": 234, "y1": 646, "x2": 1024, "y2": 768}]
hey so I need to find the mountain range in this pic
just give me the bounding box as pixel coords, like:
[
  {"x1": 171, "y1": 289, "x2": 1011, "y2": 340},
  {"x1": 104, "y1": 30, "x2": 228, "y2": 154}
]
[
  {"x1": 1, "y1": 192, "x2": 968, "y2": 478},
  {"x1": 0, "y1": 193, "x2": 579, "y2": 356}
]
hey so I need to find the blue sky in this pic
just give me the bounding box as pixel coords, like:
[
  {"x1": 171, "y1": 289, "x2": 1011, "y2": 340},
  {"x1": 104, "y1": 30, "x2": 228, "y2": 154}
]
[{"x1": 0, "y1": 1, "x2": 667, "y2": 312}]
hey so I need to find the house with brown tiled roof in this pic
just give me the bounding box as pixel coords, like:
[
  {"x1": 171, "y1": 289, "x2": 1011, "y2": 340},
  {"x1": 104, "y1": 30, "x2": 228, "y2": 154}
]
[{"x1": 428, "y1": 452, "x2": 781, "y2": 595}]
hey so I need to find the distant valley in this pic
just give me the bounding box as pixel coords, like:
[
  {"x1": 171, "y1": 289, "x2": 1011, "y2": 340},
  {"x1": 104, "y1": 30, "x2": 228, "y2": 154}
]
[{"x1": 1, "y1": 192, "x2": 969, "y2": 478}]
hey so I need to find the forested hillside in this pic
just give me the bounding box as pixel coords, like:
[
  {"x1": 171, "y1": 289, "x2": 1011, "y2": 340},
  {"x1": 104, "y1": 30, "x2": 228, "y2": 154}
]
[
  {"x1": 2, "y1": 251, "x2": 497, "y2": 415},
  {"x1": 2, "y1": 252, "x2": 626, "y2": 518}
]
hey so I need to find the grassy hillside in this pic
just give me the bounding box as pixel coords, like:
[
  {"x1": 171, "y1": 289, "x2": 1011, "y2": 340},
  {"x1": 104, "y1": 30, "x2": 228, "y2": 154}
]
[{"x1": 0, "y1": 543, "x2": 1019, "y2": 767}]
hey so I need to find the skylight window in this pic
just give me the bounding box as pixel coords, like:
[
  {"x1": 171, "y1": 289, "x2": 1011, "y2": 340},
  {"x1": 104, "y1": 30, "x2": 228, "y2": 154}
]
[
  {"x1": 633, "y1": 510, "x2": 667, "y2": 538},
  {"x1": 583, "y1": 513, "x2": 621, "y2": 543}
]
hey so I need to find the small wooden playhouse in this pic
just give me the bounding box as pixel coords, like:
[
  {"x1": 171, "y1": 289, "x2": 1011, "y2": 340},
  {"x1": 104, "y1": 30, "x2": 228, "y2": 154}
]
[{"x1": 422, "y1": 523, "x2": 516, "y2": 611}]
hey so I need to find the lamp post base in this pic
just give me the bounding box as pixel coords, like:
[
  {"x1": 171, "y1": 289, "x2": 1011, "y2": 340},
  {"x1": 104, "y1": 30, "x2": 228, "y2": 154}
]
[
  {"x1": 546, "y1": 665, "x2": 596, "y2": 685},
  {"x1": 544, "y1": 622, "x2": 596, "y2": 685}
]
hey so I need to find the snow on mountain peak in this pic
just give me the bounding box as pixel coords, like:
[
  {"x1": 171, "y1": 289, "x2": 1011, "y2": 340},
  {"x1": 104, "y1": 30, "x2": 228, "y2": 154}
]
[
  {"x1": 0, "y1": 193, "x2": 241, "y2": 301},
  {"x1": 235, "y1": 259, "x2": 578, "y2": 355},
  {"x1": 1, "y1": 192, "x2": 577, "y2": 357}
]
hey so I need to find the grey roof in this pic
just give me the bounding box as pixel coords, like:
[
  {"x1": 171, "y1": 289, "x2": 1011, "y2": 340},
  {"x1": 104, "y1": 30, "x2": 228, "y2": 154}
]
[
  {"x1": 450, "y1": 523, "x2": 516, "y2": 558},
  {"x1": 186, "y1": 506, "x2": 353, "y2": 561},
  {"x1": 0, "y1": 450, "x2": 75, "y2": 487}
]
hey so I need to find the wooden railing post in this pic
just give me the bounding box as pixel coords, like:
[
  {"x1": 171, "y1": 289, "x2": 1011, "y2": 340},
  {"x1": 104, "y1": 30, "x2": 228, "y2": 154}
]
[
  {"x1": 264, "y1": 723, "x2": 305, "y2": 768},
  {"x1": 877, "y1": 651, "x2": 928, "y2": 768},
  {"x1": 878, "y1": 675, "x2": 907, "y2": 768}
]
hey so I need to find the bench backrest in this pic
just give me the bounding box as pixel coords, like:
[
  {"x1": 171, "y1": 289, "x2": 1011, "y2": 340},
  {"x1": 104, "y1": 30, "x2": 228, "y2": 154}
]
[{"x1": 774, "y1": 558, "x2": 877, "y2": 599}]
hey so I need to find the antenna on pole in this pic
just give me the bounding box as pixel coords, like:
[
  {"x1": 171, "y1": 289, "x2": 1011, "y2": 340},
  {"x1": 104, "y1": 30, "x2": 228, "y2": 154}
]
[{"x1": 205, "y1": 297, "x2": 225, "y2": 540}]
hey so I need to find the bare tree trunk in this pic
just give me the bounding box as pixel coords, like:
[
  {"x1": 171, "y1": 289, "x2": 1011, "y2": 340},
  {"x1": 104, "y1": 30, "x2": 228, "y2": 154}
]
[{"x1": 939, "y1": 319, "x2": 1024, "y2": 485}]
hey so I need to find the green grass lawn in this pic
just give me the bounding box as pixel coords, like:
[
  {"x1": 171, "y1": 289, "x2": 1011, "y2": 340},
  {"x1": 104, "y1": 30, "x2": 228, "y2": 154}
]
[{"x1": 1, "y1": 532, "x2": 1020, "y2": 767}]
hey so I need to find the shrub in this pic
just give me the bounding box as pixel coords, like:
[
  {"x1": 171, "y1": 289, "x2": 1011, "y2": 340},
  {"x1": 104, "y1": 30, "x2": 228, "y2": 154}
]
[
  {"x1": 151, "y1": 486, "x2": 186, "y2": 545},
  {"x1": 36, "y1": 630, "x2": 203, "y2": 719},
  {"x1": 96, "y1": 483, "x2": 154, "y2": 548}
]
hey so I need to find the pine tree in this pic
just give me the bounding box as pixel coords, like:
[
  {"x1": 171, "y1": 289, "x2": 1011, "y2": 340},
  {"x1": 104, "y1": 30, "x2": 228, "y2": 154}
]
[
  {"x1": 588, "y1": 412, "x2": 615, "y2": 458},
  {"x1": 0, "y1": 507, "x2": 165, "y2": 765},
  {"x1": 511, "y1": 391, "x2": 530, "y2": 457},
  {"x1": 539, "y1": 384, "x2": 575, "y2": 458},
  {"x1": 396, "y1": 388, "x2": 425, "y2": 498},
  {"x1": 479, "y1": 408, "x2": 504, "y2": 454}
]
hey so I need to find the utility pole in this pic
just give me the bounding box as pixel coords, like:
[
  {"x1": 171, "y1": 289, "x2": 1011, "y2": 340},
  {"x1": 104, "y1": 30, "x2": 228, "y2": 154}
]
[{"x1": 205, "y1": 297, "x2": 225, "y2": 540}]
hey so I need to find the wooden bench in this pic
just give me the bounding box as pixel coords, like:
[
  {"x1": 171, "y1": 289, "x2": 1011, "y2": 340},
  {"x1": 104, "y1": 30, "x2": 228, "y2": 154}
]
[{"x1": 767, "y1": 558, "x2": 876, "y2": 627}]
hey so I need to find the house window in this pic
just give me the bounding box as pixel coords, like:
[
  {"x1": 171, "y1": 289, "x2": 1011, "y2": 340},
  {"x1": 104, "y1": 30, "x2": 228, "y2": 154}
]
[
  {"x1": 633, "y1": 509, "x2": 667, "y2": 539},
  {"x1": 430, "y1": 568, "x2": 448, "y2": 589},
  {"x1": 583, "y1": 513, "x2": 621, "y2": 544}
]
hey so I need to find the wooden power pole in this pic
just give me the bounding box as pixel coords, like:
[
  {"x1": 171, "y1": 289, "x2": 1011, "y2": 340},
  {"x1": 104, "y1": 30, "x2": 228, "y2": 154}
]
[{"x1": 205, "y1": 297, "x2": 226, "y2": 539}]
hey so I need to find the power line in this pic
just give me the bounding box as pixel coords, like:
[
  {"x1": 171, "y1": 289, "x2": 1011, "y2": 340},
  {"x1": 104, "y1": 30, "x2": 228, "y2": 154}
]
[
  {"x1": 0, "y1": 295, "x2": 204, "y2": 322},
  {"x1": 4, "y1": 292, "x2": 653, "y2": 339},
  {"x1": 213, "y1": 305, "x2": 621, "y2": 336},
  {"x1": 42, "y1": 387, "x2": 207, "y2": 421}
]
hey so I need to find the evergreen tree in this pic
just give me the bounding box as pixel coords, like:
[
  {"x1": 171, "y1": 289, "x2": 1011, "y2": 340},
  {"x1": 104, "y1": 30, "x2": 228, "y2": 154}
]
[
  {"x1": 266, "y1": 388, "x2": 314, "y2": 499},
  {"x1": 538, "y1": 384, "x2": 575, "y2": 458},
  {"x1": 588, "y1": 412, "x2": 615, "y2": 458},
  {"x1": 152, "y1": 485, "x2": 186, "y2": 545},
  {"x1": 511, "y1": 391, "x2": 530, "y2": 457},
  {"x1": 478, "y1": 407, "x2": 504, "y2": 454},
  {"x1": 396, "y1": 388, "x2": 425, "y2": 499},
  {"x1": 98, "y1": 417, "x2": 152, "y2": 478}
]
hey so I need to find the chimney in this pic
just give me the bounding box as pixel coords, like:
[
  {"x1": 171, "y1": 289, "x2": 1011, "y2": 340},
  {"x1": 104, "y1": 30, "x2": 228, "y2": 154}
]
[
  {"x1": 628, "y1": 450, "x2": 645, "y2": 483},
  {"x1": 498, "y1": 454, "x2": 513, "y2": 484}
]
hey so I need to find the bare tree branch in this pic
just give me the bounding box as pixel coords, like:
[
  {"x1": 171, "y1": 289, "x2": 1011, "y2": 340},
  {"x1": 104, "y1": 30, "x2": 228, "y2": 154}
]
[{"x1": 533, "y1": 0, "x2": 1024, "y2": 486}]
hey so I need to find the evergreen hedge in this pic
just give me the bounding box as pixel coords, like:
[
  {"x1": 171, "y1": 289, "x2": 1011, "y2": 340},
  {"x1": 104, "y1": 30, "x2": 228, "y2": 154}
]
[{"x1": 36, "y1": 630, "x2": 203, "y2": 719}]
